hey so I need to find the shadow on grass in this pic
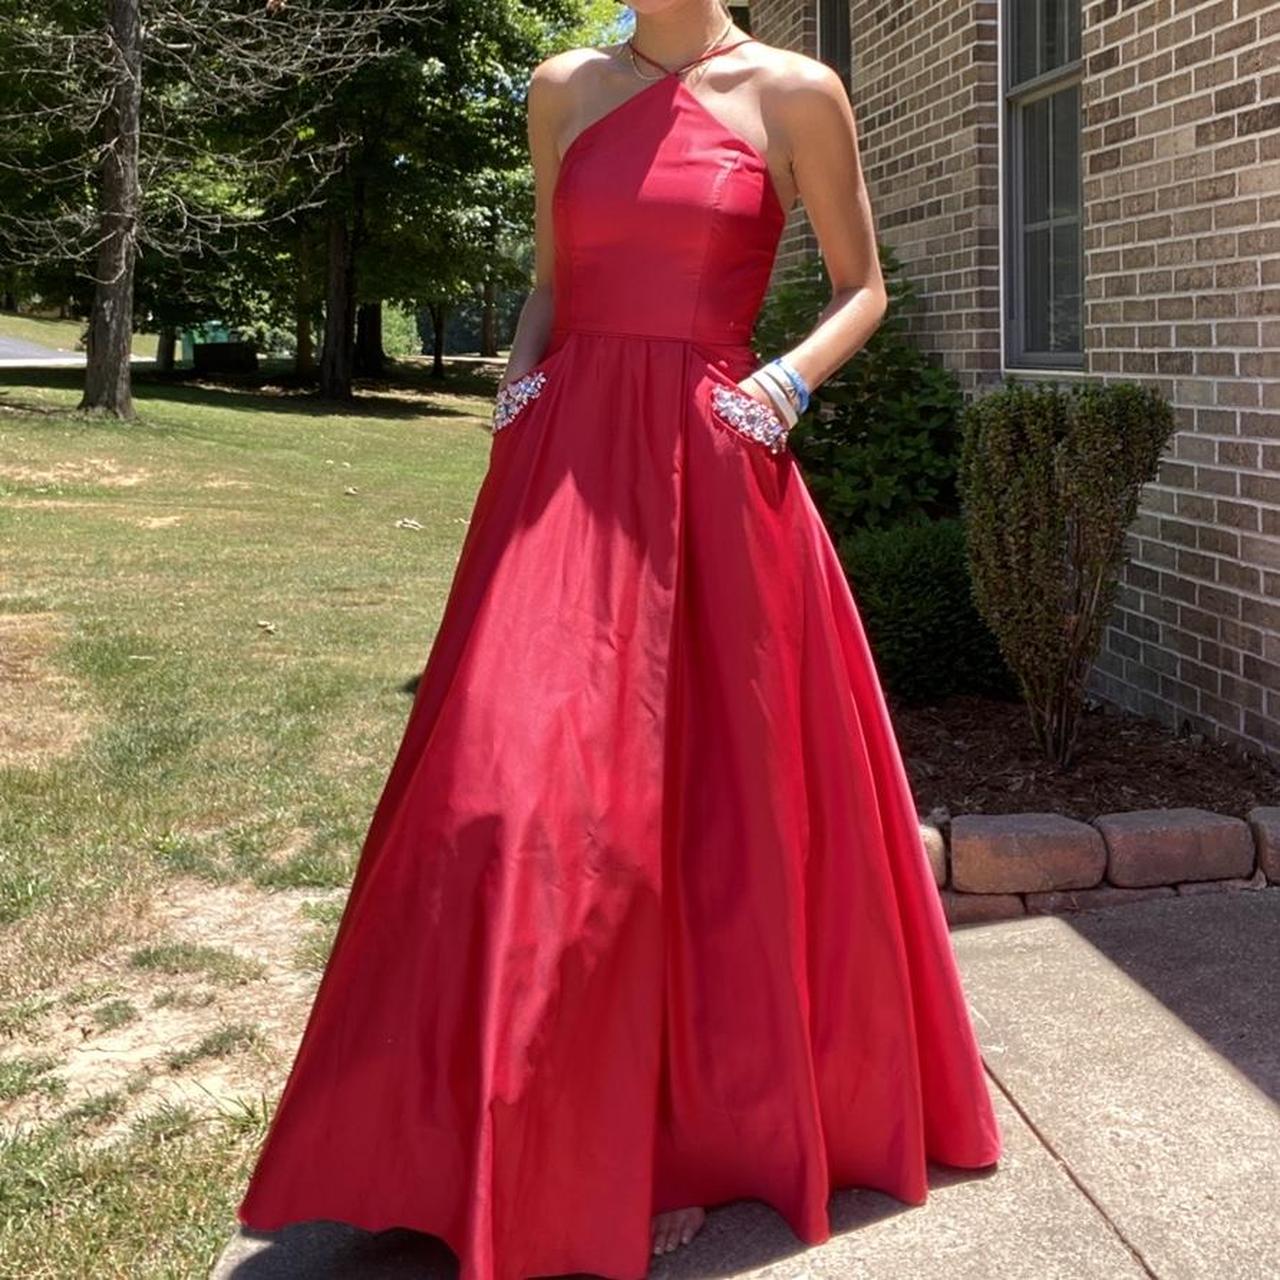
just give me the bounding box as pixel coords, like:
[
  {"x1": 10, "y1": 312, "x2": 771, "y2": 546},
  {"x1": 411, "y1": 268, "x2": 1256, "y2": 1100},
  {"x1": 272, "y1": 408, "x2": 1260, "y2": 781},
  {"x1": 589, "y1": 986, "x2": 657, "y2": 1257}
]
[{"x1": 0, "y1": 356, "x2": 504, "y2": 423}]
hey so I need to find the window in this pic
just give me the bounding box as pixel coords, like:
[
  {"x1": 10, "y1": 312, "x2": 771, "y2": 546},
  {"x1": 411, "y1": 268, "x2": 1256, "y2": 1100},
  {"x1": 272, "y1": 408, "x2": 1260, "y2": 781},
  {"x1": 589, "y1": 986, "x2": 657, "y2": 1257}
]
[
  {"x1": 817, "y1": 0, "x2": 851, "y2": 91},
  {"x1": 1004, "y1": 0, "x2": 1083, "y2": 367}
]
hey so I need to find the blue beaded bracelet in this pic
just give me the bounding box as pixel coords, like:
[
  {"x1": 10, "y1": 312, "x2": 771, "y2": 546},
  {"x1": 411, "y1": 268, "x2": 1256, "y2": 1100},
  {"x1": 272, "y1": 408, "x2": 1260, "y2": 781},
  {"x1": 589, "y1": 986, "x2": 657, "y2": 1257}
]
[{"x1": 770, "y1": 356, "x2": 811, "y2": 414}]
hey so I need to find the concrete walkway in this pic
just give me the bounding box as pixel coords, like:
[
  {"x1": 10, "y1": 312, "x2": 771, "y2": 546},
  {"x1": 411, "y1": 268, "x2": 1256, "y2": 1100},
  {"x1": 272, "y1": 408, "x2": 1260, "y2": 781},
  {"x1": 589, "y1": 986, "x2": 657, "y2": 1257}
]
[{"x1": 212, "y1": 888, "x2": 1280, "y2": 1279}]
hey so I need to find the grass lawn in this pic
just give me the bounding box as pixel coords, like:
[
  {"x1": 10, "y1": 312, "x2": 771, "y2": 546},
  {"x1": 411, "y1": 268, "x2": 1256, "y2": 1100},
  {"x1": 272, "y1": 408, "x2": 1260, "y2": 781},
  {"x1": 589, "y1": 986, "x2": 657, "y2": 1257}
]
[
  {"x1": 0, "y1": 360, "x2": 499, "y2": 1274},
  {"x1": 0, "y1": 312, "x2": 158, "y2": 359}
]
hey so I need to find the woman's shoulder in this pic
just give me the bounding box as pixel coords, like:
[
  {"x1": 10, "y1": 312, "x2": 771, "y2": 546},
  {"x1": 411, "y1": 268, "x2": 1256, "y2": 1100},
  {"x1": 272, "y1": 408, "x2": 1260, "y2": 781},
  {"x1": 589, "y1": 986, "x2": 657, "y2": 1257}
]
[
  {"x1": 744, "y1": 41, "x2": 847, "y2": 103},
  {"x1": 741, "y1": 43, "x2": 853, "y2": 146},
  {"x1": 525, "y1": 45, "x2": 622, "y2": 142},
  {"x1": 528, "y1": 42, "x2": 624, "y2": 93}
]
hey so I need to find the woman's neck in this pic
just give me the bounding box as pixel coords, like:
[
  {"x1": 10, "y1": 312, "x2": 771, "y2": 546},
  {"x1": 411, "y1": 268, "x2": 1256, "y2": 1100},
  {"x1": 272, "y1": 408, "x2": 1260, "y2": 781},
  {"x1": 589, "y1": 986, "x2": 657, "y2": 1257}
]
[{"x1": 628, "y1": 2, "x2": 739, "y2": 73}]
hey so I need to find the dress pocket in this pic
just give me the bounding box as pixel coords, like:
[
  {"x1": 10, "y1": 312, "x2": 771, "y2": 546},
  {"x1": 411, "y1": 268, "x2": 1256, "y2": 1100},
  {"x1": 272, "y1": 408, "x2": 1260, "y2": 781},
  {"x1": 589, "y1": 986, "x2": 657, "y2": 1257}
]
[
  {"x1": 491, "y1": 342, "x2": 566, "y2": 435},
  {"x1": 491, "y1": 368, "x2": 550, "y2": 434},
  {"x1": 707, "y1": 379, "x2": 791, "y2": 455}
]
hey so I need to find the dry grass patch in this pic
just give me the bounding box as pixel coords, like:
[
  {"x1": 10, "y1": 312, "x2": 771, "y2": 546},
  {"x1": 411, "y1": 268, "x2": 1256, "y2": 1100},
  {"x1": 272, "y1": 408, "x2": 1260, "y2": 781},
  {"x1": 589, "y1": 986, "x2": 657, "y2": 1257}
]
[
  {"x1": 3, "y1": 497, "x2": 128, "y2": 510},
  {"x1": 0, "y1": 882, "x2": 149, "y2": 1004},
  {"x1": 0, "y1": 611, "x2": 95, "y2": 767},
  {"x1": 0, "y1": 456, "x2": 151, "y2": 487},
  {"x1": 0, "y1": 875, "x2": 345, "y2": 1146}
]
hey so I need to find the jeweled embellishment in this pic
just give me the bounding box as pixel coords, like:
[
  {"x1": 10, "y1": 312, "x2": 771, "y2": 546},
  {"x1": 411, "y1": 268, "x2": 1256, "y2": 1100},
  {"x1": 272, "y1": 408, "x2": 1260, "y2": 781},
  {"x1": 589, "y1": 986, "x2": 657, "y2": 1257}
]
[
  {"x1": 491, "y1": 369, "x2": 548, "y2": 433},
  {"x1": 710, "y1": 384, "x2": 789, "y2": 454}
]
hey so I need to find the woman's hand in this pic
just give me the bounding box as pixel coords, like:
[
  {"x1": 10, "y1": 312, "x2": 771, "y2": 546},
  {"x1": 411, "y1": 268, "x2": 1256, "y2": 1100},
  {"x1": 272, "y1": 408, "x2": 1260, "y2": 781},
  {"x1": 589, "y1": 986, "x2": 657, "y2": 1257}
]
[
  {"x1": 736, "y1": 375, "x2": 787, "y2": 427},
  {"x1": 495, "y1": 360, "x2": 538, "y2": 397}
]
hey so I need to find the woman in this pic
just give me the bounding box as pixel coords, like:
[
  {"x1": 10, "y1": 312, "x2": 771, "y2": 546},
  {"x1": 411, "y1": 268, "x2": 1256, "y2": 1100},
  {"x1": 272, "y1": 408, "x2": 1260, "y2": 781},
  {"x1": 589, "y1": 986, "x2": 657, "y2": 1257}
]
[{"x1": 236, "y1": 3, "x2": 1003, "y2": 1277}]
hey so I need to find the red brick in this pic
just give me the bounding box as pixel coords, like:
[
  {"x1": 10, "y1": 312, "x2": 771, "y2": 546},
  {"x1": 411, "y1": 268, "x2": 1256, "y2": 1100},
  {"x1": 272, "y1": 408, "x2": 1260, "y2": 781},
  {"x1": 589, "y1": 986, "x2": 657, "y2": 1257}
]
[
  {"x1": 951, "y1": 814, "x2": 1107, "y2": 894},
  {"x1": 1248, "y1": 807, "x2": 1280, "y2": 882},
  {"x1": 1096, "y1": 808, "x2": 1257, "y2": 886}
]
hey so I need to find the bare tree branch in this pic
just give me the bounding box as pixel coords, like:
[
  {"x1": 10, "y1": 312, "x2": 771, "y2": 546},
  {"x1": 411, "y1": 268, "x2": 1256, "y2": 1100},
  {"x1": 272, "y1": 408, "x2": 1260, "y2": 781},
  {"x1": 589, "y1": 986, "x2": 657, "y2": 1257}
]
[{"x1": 0, "y1": 0, "x2": 443, "y2": 267}]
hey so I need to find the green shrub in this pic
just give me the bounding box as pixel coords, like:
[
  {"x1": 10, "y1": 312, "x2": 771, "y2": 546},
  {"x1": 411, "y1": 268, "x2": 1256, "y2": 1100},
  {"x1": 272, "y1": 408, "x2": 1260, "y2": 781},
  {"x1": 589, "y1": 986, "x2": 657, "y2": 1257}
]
[
  {"x1": 755, "y1": 243, "x2": 965, "y2": 538},
  {"x1": 958, "y1": 378, "x2": 1176, "y2": 766},
  {"x1": 381, "y1": 302, "x2": 422, "y2": 357},
  {"x1": 837, "y1": 518, "x2": 1018, "y2": 706}
]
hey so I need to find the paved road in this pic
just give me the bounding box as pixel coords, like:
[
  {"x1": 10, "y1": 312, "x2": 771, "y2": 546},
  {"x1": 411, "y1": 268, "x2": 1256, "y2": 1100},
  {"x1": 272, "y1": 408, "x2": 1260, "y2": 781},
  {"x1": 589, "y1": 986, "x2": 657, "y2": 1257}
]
[
  {"x1": 0, "y1": 335, "x2": 73, "y2": 360},
  {"x1": 0, "y1": 337, "x2": 154, "y2": 368},
  {"x1": 211, "y1": 888, "x2": 1280, "y2": 1279}
]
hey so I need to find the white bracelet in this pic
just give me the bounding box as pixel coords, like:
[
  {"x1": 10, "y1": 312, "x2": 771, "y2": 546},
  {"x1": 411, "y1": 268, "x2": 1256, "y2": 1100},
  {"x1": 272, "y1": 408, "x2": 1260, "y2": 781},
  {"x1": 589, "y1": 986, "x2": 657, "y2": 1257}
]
[
  {"x1": 752, "y1": 365, "x2": 801, "y2": 425},
  {"x1": 745, "y1": 372, "x2": 798, "y2": 429},
  {"x1": 753, "y1": 362, "x2": 798, "y2": 412}
]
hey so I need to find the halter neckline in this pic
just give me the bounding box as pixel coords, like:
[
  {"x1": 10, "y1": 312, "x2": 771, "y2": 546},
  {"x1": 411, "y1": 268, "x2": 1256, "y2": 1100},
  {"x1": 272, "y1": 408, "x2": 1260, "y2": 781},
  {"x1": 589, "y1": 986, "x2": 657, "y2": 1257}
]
[{"x1": 627, "y1": 35, "x2": 756, "y2": 80}]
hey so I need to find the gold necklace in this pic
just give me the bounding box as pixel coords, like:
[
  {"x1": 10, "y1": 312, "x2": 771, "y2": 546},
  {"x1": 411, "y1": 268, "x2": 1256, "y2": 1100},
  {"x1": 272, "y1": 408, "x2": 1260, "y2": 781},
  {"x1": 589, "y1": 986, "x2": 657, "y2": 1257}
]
[{"x1": 624, "y1": 16, "x2": 736, "y2": 82}]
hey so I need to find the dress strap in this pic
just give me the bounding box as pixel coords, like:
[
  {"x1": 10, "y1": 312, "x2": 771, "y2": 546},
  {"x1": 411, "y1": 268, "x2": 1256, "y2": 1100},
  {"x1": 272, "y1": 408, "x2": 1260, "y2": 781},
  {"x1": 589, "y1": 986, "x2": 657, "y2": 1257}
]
[{"x1": 629, "y1": 36, "x2": 756, "y2": 79}]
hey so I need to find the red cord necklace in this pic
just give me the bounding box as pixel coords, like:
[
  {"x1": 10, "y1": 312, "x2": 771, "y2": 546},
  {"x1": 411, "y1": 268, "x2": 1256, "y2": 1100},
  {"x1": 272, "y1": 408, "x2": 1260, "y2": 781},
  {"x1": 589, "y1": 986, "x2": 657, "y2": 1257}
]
[{"x1": 626, "y1": 28, "x2": 755, "y2": 82}]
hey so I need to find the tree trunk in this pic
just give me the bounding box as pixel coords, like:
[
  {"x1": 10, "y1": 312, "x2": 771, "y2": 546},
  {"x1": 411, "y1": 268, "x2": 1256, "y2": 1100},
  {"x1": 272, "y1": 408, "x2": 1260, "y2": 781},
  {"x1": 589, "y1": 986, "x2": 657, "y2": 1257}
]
[
  {"x1": 295, "y1": 308, "x2": 314, "y2": 375},
  {"x1": 480, "y1": 276, "x2": 496, "y2": 357},
  {"x1": 294, "y1": 233, "x2": 315, "y2": 375},
  {"x1": 429, "y1": 302, "x2": 446, "y2": 377},
  {"x1": 80, "y1": 0, "x2": 141, "y2": 419},
  {"x1": 354, "y1": 302, "x2": 384, "y2": 377},
  {"x1": 318, "y1": 214, "x2": 356, "y2": 400},
  {"x1": 155, "y1": 324, "x2": 176, "y2": 372}
]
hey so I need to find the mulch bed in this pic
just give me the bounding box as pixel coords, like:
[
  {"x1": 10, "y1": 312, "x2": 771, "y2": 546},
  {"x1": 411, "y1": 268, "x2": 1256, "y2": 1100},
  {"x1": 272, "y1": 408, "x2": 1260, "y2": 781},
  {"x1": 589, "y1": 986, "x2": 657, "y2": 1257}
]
[{"x1": 893, "y1": 692, "x2": 1280, "y2": 824}]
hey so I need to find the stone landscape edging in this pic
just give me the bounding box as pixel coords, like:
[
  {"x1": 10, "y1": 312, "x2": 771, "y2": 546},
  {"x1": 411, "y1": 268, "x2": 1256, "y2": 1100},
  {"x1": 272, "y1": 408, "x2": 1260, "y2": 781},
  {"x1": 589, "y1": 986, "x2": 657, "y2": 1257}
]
[{"x1": 921, "y1": 805, "x2": 1280, "y2": 926}]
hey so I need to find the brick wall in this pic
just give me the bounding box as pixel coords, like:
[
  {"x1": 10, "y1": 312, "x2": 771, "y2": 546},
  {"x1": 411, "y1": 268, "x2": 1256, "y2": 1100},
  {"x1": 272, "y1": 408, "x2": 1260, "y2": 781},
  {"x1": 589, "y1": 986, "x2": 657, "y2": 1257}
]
[
  {"x1": 755, "y1": 1, "x2": 1003, "y2": 387},
  {"x1": 755, "y1": 0, "x2": 1280, "y2": 765},
  {"x1": 749, "y1": 0, "x2": 819, "y2": 274},
  {"x1": 752, "y1": 2, "x2": 1003, "y2": 390},
  {"x1": 843, "y1": 1, "x2": 1002, "y2": 394},
  {"x1": 1080, "y1": 0, "x2": 1280, "y2": 761}
]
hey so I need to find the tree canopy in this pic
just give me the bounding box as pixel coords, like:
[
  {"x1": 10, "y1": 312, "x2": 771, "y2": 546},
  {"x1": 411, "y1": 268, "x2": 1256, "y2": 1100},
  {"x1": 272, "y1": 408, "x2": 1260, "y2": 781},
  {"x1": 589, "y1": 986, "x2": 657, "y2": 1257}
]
[{"x1": 0, "y1": 0, "x2": 619, "y2": 413}]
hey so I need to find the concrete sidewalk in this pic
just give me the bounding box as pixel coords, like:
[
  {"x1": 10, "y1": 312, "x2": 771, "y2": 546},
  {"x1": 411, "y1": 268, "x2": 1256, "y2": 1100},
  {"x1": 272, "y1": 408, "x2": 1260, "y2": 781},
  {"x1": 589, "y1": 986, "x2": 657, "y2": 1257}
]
[{"x1": 213, "y1": 889, "x2": 1280, "y2": 1279}]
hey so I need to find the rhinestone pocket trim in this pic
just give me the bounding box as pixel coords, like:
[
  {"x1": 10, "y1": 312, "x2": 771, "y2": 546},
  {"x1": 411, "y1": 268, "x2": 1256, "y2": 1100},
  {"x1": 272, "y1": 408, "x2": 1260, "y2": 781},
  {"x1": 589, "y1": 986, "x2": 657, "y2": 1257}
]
[
  {"x1": 491, "y1": 369, "x2": 548, "y2": 433},
  {"x1": 710, "y1": 384, "x2": 789, "y2": 454}
]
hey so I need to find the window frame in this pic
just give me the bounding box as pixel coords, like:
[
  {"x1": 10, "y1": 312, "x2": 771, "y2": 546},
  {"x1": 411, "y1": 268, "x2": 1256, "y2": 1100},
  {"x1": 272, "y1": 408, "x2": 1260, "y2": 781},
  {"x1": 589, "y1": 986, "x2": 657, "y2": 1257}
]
[
  {"x1": 1003, "y1": 1, "x2": 1085, "y2": 371},
  {"x1": 816, "y1": 0, "x2": 852, "y2": 91}
]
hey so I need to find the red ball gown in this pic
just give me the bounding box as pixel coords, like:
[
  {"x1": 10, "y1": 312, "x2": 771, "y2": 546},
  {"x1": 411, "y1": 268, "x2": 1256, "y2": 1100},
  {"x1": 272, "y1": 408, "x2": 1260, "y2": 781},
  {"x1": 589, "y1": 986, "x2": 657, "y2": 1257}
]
[{"x1": 237, "y1": 37, "x2": 1002, "y2": 1280}]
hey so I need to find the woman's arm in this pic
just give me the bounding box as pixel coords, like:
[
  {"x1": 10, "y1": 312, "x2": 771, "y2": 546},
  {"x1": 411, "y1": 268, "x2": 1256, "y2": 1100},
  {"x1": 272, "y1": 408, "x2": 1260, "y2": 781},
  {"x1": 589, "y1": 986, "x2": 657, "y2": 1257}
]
[
  {"x1": 743, "y1": 57, "x2": 888, "y2": 409},
  {"x1": 497, "y1": 56, "x2": 572, "y2": 393}
]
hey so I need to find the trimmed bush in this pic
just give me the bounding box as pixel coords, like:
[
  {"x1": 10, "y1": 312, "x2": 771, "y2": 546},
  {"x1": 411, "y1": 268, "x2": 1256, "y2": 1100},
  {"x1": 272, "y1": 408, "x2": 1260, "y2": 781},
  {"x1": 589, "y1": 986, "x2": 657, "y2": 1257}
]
[{"x1": 958, "y1": 379, "x2": 1176, "y2": 766}]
